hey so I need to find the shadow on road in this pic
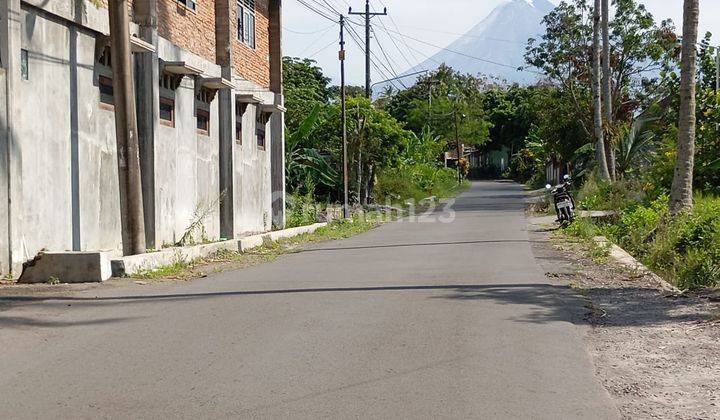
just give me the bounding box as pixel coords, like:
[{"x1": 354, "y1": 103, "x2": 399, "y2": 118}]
[
  {"x1": 1, "y1": 284, "x2": 705, "y2": 329},
  {"x1": 292, "y1": 239, "x2": 542, "y2": 253}
]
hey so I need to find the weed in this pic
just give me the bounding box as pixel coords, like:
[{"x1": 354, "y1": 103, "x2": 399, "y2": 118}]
[{"x1": 46, "y1": 276, "x2": 60, "y2": 285}]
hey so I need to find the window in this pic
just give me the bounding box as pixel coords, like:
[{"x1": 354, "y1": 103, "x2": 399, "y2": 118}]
[
  {"x1": 97, "y1": 46, "x2": 114, "y2": 108},
  {"x1": 235, "y1": 102, "x2": 247, "y2": 144},
  {"x1": 160, "y1": 97, "x2": 175, "y2": 126},
  {"x1": 99, "y1": 75, "x2": 114, "y2": 106},
  {"x1": 159, "y1": 72, "x2": 180, "y2": 127},
  {"x1": 177, "y1": 0, "x2": 196, "y2": 12},
  {"x1": 256, "y1": 110, "x2": 266, "y2": 149},
  {"x1": 197, "y1": 109, "x2": 210, "y2": 135},
  {"x1": 237, "y1": 0, "x2": 256, "y2": 49},
  {"x1": 20, "y1": 49, "x2": 29, "y2": 80}
]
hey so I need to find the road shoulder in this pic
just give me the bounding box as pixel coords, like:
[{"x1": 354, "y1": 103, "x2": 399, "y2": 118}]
[{"x1": 528, "y1": 221, "x2": 720, "y2": 419}]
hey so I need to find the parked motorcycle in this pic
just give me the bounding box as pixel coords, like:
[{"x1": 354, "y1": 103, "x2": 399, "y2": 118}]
[{"x1": 546, "y1": 175, "x2": 576, "y2": 223}]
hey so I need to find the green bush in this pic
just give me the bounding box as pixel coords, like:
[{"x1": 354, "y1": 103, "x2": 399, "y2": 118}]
[
  {"x1": 285, "y1": 193, "x2": 322, "y2": 228},
  {"x1": 579, "y1": 192, "x2": 720, "y2": 290},
  {"x1": 605, "y1": 195, "x2": 667, "y2": 256},
  {"x1": 577, "y1": 174, "x2": 643, "y2": 211},
  {"x1": 375, "y1": 165, "x2": 460, "y2": 204}
]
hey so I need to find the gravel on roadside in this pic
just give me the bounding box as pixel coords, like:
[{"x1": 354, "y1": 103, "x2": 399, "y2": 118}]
[{"x1": 529, "y1": 224, "x2": 720, "y2": 420}]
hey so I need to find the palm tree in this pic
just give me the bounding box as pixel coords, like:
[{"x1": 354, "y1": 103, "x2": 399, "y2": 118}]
[
  {"x1": 601, "y1": 0, "x2": 616, "y2": 180},
  {"x1": 593, "y1": 0, "x2": 611, "y2": 180},
  {"x1": 669, "y1": 0, "x2": 700, "y2": 213}
]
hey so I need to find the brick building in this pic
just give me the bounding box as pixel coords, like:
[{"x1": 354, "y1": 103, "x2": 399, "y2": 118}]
[{"x1": 0, "y1": 0, "x2": 286, "y2": 277}]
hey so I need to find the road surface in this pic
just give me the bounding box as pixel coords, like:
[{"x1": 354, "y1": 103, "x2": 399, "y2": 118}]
[{"x1": 0, "y1": 181, "x2": 618, "y2": 419}]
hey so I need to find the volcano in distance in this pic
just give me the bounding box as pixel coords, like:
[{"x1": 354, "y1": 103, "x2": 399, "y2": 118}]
[{"x1": 385, "y1": 0, "x2": 555, "y2": 90}]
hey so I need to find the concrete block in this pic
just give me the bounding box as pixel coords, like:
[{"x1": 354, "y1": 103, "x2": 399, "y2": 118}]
[{"x1": 18, "y1": 252, "x2": 112, "y2": 284}]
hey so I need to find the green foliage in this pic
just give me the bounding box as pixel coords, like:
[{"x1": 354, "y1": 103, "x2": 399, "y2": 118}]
[
  {"x1": 285, "y1": 193, "x2": 322, "y2": 229},
  {"x1": 385, "y1": 65, "x2": 491, "y2": 148},
  {"x1": 568, "y1": 190, "x2": 720, "y2": 290},
  {"x1": 285, "y1": 105, "x2": 339, "y2": 194},
  {"x1": 577, "y1": 174, "x2": 642, "y2": 211},
  {"x1": 283, "y1": 57, "x2": 331, "y2": 134}
]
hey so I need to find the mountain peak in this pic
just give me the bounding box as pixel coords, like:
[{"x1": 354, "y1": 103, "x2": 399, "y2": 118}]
[{"x1": 392, "y1": 0, "x2": 555, "y2": 86}]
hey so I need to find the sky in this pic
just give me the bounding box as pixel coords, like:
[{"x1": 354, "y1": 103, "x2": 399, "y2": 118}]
[{"x1": 282, "y1": 0, "x2": 720, "y2": 86}]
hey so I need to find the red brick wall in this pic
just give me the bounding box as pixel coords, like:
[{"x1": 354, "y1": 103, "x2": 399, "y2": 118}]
[
  {"x1": 157, "y1": 0, "x2": 217, "y2": 64},
  {"x1": 232, "y1": 0, "x2": 270, "y2": 88},
  {"x1": 110, "y1": 0, "x2": 271, "y2": 88}
]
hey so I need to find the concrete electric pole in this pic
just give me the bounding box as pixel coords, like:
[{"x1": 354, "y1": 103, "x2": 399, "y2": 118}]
[
  {"x1": 349, "y1": 0, "x2": 387, "y2": 98},
  {"x1": 339, "y1": 15, "x2": 349, "y2": 218},
  {"x1": 108, "y1": 0, "x2": 146, "y2": 255}
]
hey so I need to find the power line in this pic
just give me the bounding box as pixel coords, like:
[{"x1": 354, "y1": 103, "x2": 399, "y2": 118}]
[
  {"x1": 371, "y1": 26, "x2": 407, "y2": 88},
  {"x1": 307, "y1": 37, "x2": 341, "y2": 59},
  {"x1": 283, "y1": 24, "x2": 335, "y2": 34},
  {"x1": 295, "y1": 0, "x2": 337, "y2": 22},
  {"x1": 383, "y1": 27, "x2": 542, "y2": 75},
  {"x1": 296, "y1": 26, "x2": 336, "y2": 56}
]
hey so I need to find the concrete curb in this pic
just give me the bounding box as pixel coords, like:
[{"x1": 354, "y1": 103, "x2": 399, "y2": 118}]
[
  {"x1": 111, "y1": 223, "x2": 329, "y2": 277},
  {"x1": 593, "y1": 236, "x2": 681, "y2": 294},
  {"x1": 111, "y1": 239, "x2": 240, "y2": 277},
  {"x1": 239, "y1": 223, "x2": 327, "y2": 251}
]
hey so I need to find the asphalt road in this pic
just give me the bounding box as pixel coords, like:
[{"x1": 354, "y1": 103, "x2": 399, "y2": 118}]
[{"x1": 0, "y1": 181, "x2": 619, "y2": 419}]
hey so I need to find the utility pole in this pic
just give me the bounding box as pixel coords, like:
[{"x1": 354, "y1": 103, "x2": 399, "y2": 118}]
[
  {"x1": 716, "y1": 47, "x2": 719, "y2": 94},
  {"x1": 349, "y1": 0, "x2": 387, "y2": 98},
  {"x1": 339, "y1": 15, "x2": 349, "y2": 219},
  {"x1": 108, "y1": 0, "x2": 146, "y2": 255},
  {"x1": 453, "y1": 104, "x2": 462, "y2": 184}
]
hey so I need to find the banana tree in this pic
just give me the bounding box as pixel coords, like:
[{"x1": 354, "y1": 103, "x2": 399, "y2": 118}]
[{"x1": 285, "y1": 105, "x2": 339, "y2": 194}]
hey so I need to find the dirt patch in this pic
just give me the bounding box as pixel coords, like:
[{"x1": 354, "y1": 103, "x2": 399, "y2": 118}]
[{"x1": 529, "y1": 224, "x2": 720, "y2": 419}]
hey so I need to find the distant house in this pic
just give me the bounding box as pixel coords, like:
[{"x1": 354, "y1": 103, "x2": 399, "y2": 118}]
[{"x1": 0, "y1": 0, "x2": 285, "y2": 278}]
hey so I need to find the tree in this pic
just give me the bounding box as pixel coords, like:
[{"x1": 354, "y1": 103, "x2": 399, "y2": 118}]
[
  {"x1": 525, "y1": 0, "x2": 678, "y2": 178},
  {"x1": 385, "y1": 65, "x2": 491, "y2": 149},
  {"x1": 601, "y1": 0, "x2": 616, "y2": 179},
  {"x1": 669, "y1": 0, "x2": 700, "y2": 213},
  {"x1": 592, "y1": 0, "x2": 611, "y2": 180},
  {"x1": 282, "y1": 57, "x2": 331, "y2": 134}
]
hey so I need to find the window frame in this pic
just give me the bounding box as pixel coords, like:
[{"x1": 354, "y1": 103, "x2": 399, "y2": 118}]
[
  {"x1": 256, "y1": 109, "x2": 267, "y2": 150},
  {"x1": 159, "y1": 72, "x2": 181, "y2": 128},
  {"x1": 177, "y1": 0, "x2": 197, "y2": 12},
  {"x1": 97, "y1": 46, "x2": 114, "y2": 110},
  {"x1": 196, "y1": 107, "x2": 210, "y2": 136},
  {"x1": 20, "y1": 49, "x2": 29, "y2": 80},
  {"x1": 237, "y1": 0, "x2": 256, "y2": 49},
  {"x1": 159, "y1": 97, "x2": 176, "y2": 127},
  {"x1": 235, "y1": 101, "x2": 248, "y2": 145}
]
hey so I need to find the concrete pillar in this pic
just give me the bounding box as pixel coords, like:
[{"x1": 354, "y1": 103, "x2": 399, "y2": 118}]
[
  {"x1": 0, "y1": 68, "x2": 9, "y2": 277},
  {"x1": 1, "y1": 0, "x2": 23, "y2": 277},
  {"x1": 269, "y1": 0, "x2": 285, "y2": 229},
  {"x1": 216, "y1": 0, "x2": 235, "y2": 239},
  {"x1": 134, "y1": 0, "x2": 160, "y2": 249}
]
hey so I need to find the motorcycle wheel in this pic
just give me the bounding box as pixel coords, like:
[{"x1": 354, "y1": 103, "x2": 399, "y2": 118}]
[
  {"x1": 567, "y1": 209, "x2": 575, "y2": 223},
  {"x1": 560, "y1": 207, "x2": 571, "y2": 223}
]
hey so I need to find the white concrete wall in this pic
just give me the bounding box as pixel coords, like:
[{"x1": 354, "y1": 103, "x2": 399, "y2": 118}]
[
  {"x1": 16, "y1": 4, "x2": 123, "y2": 262},
  {"x1": 153, "y1": 38, "x2": 223, "y2": 247},
  {"x1": 234, "y1": 102, "x2": 272, "y2": 235}
]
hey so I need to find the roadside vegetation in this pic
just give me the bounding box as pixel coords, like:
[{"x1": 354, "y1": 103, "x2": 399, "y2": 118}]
[{"x1": 133, "y1": 213, "x2": 384, "y2": 280}]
